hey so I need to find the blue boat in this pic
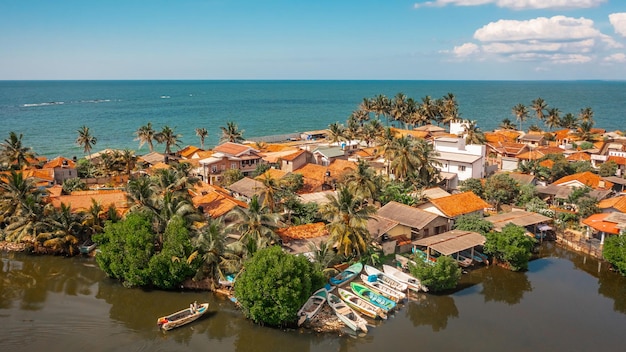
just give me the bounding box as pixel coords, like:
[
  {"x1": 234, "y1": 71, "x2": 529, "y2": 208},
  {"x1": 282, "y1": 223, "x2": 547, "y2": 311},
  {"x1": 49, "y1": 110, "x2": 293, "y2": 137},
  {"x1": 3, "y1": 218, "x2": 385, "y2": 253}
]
[
  {"x1": 350, "y1": 282, "x2": 396, "y2": 312},
  {"x1": 329, "y1": 262, "x2": 363, "y2": 286}
]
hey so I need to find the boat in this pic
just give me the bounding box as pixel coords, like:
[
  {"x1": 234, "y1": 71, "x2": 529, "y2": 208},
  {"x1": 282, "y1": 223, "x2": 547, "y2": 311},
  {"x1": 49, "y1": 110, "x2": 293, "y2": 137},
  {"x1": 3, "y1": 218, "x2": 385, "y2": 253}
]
[
  {"x1": 382, "y1": 264, "x2": 428, "y2": 293},
  {"x1": 363, "y1": 265, "x2": 408, "y2": 292},
  {"x1": 460, "y1": 249, "x2": 489, "y2": 264},
  {"x1": 453, "y1": 253, "x2": 473, "y2": 267},
  {"x1": 395, "y1": 254, "x2": 417, "y2": 270},
  {"x1": 79, "y1": 240, "x2": 97, "y2": 254},
  {"x1": 359, "y1": 274, "x2": 406, "y2": 302},
  {"x1": 412, "y1": 247, "x2": 437, "y2": 266},
  {"x1": 329, "y1": 262, "x2": 363, "y2": 286},
  {"x1": 297, "y1": 287, "x2": 327, "y2": 326},
  {"x1": 337, "y1": 288, "x2": 387, "y2": 320},
  {"x1": 327, "y1": 291, "x2": 368, "y2": 333},
  {"x1": 157, "y1": 302, "x2": 209, "y2": 331},
  {"x1": 350, "y1": 282, "x2": 396, "y2": 312}
]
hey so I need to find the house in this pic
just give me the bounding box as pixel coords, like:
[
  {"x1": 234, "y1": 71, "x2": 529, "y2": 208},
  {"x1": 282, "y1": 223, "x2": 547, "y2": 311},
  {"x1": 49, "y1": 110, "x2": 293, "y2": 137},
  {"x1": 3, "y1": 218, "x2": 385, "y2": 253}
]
[
  {"x1": 495, "y1": 171, "x2": 536, "y2": 187},
  {"x1": 417, "y1": 191, "x2": 491, "y2": 225},
  {"x1": 227, "y1": 177, "x2": 266, "y2": 203},
  {"x1": 276, "y1": 222, "x2": 330, "y2": 256},
  {"x1": 486, "y1": 141, "x2": 529, "y2": 171},
  {"x1": 519, "y1": 133, "x2": 546, "y2": 148},
  {"x1": 42, "y1": 156, "x2": 77, "y2": 185},
  {"x1": 311, "y1": 146, "x2": 347, "y2": 166},
  {"x1": 177, "y1": 145, "x2": 201, "y2": 159},
  {"x1": 369, "y1": 201, "x2": 449, "y2": 253},
  {"x1": 138, "y1": 151, "x2": 166, "y2": 166},
  {"x1": 432, "y1": 137, "x2": 486, "y2": 182},
  {"x1": 582, "y1": 212, "x2": 626, "y2": 244},
  {"x1": 598, "y1": 196, "x2": 626, "y2": 213},
  {"x1": 552, "y1": 171, "x2": 614, "y2": 191},
  {"x1": 198, "y1": 142, "x2": 264, "y2": 185},
  {"x1": 280, "y1": 149, "x2": 311, "y2": 173},
  {"x1": 49, "y1": 189, "x2": 128, "y2": 214},
  {"x1": 192, "y1": 189, "x2": 248, "y2": 219}
]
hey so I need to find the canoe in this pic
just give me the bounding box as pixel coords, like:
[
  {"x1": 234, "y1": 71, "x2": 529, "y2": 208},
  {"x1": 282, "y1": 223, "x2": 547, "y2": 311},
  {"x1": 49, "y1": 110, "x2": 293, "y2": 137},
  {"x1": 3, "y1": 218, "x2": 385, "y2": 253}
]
[
  {"x1": 461, "y1": 249, "x2": 489, "y2": 264},
  {"x1": 338, "y1": 288, "x2": 387, "y2": 320},
  {"x1": 157, "y1": 302, "x2": 209, "y2": 331},
  {"x1": 363, "y1": 265, "x2": 408, "y2": 292},
  {"x1": 382, "y1": 264, "x2": 428, "y2": 293},
  {"x1": 412, "y1": 247, "x2": 437, "y2": 266},
  {"x1": 360, "y1": 274, "x2": 406, "y2": 302},
  {"x1": 297, "y1": 287, "x2": 327, "y2": 326},
  {"x1": 79, "y1": 240, "x2": 97, "y2": 254},
  {"x1": 327, "y1": 291, "x2": 368, "y2": 333},
  {"x1": 329, "y1": 262, "x2": 363, "y2": 286},
  {"x1": 350, "y1": 282, "x2": 396, "y2": 312},
  {"x1": 454, "y1": 253, "x2": 473, "y2": 267}
]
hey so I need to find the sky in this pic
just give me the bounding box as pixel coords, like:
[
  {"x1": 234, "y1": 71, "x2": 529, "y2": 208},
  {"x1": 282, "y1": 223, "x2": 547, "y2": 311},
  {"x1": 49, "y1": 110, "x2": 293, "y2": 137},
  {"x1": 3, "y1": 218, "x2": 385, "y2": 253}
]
[{"x1": 1, "y1": 0, "x2": 626, "y2": 80}]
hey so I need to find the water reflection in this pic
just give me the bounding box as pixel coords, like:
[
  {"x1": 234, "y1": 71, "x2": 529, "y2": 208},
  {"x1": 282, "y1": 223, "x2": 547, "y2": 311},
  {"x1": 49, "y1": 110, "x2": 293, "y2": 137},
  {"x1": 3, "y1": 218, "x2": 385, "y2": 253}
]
[
  {"x1": 479, "y1": 266, "x2": 533, "y2": 305},
  {"x1": 406, "y1": 294, "x2": 459, "y2": 331}
]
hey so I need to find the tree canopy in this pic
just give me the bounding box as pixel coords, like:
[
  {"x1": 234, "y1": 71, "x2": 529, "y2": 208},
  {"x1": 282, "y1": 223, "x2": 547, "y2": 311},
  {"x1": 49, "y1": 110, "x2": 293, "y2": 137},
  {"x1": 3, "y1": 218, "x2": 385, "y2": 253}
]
[
  {"x1": 409, "y1": 256, "x2": 462, "y2": 292},
  {"x1": 603, "y1": 235, "x2": 626, "y2": 276},
  {"x1": 484, "y1": 223, "x2": 536, "y2": 271}
]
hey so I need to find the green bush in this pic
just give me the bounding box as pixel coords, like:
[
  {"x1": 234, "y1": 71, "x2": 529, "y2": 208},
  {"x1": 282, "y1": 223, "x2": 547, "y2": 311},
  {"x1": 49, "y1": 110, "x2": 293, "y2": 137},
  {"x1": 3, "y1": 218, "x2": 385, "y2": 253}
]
[
  {"x1": 409, "y1": 255, "x2": 461, "y2": 292},
  {"x1": 483, "y1": 223, "x2": 536, "y2": 271},
  {"x1": 234, "y1": 246, "x2": 325, "y2": 327},
  {"x1": 603, "y1": 235, "x2": 626, "y2": 276}
]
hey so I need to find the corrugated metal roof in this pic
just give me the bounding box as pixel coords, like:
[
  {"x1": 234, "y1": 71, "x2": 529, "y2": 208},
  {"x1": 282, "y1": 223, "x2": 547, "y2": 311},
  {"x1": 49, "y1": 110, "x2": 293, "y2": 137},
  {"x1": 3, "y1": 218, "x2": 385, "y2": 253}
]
[
  {"x1": 377, "y1": 201, "x2": 439, "y2": 229},
  {"x1": 412, "y1": 230, "x2": 485, "y2": 255},
  {"x1": 485, "y1": 210, "x2": 551, "y2": 231}
]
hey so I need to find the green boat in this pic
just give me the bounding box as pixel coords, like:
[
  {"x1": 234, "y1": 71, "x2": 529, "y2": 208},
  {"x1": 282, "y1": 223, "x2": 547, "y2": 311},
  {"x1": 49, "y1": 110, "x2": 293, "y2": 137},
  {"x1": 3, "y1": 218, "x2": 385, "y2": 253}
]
[
  {"x1": 350, "y1": 282, "x2": 396, "y2": 312},
  {"x1": 329, "y1": 262, "x2": 363, "y2": 286}
]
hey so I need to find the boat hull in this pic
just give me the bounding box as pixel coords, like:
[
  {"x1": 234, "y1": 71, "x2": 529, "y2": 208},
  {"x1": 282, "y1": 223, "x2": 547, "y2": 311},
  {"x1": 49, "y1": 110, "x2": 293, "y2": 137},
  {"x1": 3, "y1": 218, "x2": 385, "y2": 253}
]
[
  {"x1": 157, "y1": 303, "x2": 209, "y2": 331},
  {"x1": 329, "y1": 262, "x2": 363, "y2": 286},
  {"x1": 338, "y1": 288, "x2": 386, "y2": 320},
  {"x1": 297, "y1": 288, "x2": 327, "y2": 326},
  {"x1": 327, "y1": 291, "x2": 368, "y2": 333},
  {"x1": 350, "y1": 282, "x2": 396, "y2": 312}
]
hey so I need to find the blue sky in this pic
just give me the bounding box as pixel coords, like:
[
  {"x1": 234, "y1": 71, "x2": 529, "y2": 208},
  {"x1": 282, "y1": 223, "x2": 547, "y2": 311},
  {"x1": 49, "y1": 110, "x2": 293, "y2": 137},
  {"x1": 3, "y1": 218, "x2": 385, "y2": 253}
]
[{"x1": 1, "y1": 0, "x2": 626, "y2": 80}]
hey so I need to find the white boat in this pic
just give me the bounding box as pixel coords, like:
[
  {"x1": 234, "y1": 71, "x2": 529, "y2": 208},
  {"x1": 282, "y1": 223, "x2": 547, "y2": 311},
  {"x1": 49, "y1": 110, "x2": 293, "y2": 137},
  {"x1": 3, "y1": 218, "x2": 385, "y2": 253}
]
[
  {"x1": 337, "y1": 288, "x2": 387, "y2": 320},
  {"x1": 327, "y1": 291, "x2": 368, "y2": 333},
  {"x1": 359, "y1": 274, "x2": 406, "y2": 302},
  {"x1": 363, "y1": 265, "x2": 408, "y2": 292},
  {"x1": 382, "y1": 264, "x2": 428, "y2": 293},
  {"x1": 297, "y1": 287, "x2": 327, "y2": 326},
  {"x1": 157, "y1": 302, "x2": 209, "y2": 331}
]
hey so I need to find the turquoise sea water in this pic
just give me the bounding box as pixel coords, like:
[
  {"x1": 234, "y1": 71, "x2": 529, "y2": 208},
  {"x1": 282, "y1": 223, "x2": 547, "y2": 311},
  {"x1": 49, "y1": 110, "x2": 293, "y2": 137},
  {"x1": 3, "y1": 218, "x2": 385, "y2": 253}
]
[{"x1": 1, "y1": 80, "x2": 625, "y2": 158}]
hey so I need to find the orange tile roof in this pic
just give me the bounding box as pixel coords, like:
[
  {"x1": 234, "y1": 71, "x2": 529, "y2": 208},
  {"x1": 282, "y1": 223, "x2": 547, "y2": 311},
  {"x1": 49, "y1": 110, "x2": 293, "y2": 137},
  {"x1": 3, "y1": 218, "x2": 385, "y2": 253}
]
[
  {"x1": 598, "y1": 196, "x2": 626, "y2": 213},
  {"x1": 25, "y1": 168, "x2": 54, "y2": 182},
  {"x1": 281, "y1": 149, "x2": 306, "y2": 161},
  {"x1": 50, "y1": 190, "x2": 128, "y2": 213},
  {"x1": 390, "y1": 127, "x2": 429, "y2": 139},
  {"x1": 47, "y1": 185, "x2": 63, "y2": 197},
  {"x1": 582, "y1": 213, "x2": 620, "y2": 234},
  {"x1": 539, "y1": 159, "x2": 554, "y2": 168},
  {"x1": 327, "y1": 159, "x2": 357, "y2": 178},
  {"x1": 485, "y1": 132, "x2": 506, "y2": 144},
  {"x1": 553, "y1": 171, "x2": 613, "y2": 190},
  {"x1": 150, "y1": 162, "x2": 171, "y2": 170},
  {"x1": 428, "y1": 191, "x2": 491, "y2": 218},
  {"x1": 178, "y1": 145, "x2": 201, "y2": 159},
  {"x1": 294, "y1": 163, "x2": 328, "y2": 182},
  {"x1": 194, "y1": 150, "x2": 214, "y2": 159},
  {"x1": 276, "y1": 222, "x2": 328, "y2": 243},
  {"x1": 566, "y1": 152, "x2": 591, "y2": 161},
  {"x1": 213, "y1": 142, "x2": 254, "y2": 156},
  {"x1": 192, "y1": 191, "x2": 248, "y2": 219},
  {"x1": 263, "y1": 143, "x2": 295, "y2": 152},
  {"x1": 43, "y1": 156, "x2": 76, "y2": 169},
  {"x1": 553, "y1": 129, "x2": 572, "y2": 141},
  {"x1": 608, "y1": 156, "x2": 626, "y2": 165},
  {"x1": 516, "y1": 150, "x2": 546, "y2": 160},
  {"x1": 256, "y1": 168, "x2": 288, "y2": 181}
]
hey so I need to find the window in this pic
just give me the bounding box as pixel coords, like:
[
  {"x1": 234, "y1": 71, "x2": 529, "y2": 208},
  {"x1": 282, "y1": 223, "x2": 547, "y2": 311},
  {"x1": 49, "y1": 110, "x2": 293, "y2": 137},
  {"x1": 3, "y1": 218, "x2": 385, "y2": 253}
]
[
  {"x1": 231, "y1": 163, "x2": 237, "y2": 169},
  {"x1": 211, "y1": 165, "x2": 217, "y2": 173},
  {"x1": 459, "y1": 165, "x2": 466, "y2": 172}
]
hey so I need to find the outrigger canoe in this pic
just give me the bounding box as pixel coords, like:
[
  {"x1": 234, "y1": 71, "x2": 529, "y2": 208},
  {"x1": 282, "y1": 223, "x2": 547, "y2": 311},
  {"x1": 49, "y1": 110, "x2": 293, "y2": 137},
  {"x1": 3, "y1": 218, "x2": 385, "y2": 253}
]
[
  {"x1": 350, "y1": 282, "x2": 396, "y2": 312},
  {"x1": 329, "y1": 262, "x2": 363, "y2": 286},
  {"x1": 327, "y1": 291, "x2": 368, "y2": 333},
  {"x1": 297, "y1": 287, "x2": 327, "y2": 326},
  {"x1": 338, "y1": 287, "x2": 387, "y2": 320},
  {"x1": 157, "y1": 302, "x2": 209, "y2": 331}
]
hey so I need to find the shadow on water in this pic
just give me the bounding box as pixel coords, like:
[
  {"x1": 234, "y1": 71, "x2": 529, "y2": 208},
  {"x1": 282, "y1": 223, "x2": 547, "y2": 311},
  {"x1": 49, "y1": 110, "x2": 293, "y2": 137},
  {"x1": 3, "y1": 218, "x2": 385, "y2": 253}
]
[{"x1": 405, "y1": 293, "x2": 459, "y2": 332}]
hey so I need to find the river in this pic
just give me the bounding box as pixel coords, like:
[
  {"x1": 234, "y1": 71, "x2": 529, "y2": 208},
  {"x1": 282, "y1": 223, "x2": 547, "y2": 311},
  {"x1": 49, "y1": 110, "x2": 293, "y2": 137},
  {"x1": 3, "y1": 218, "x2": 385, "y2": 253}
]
[{"x1": 2, "y1": 243, "x2": 626, "y2": 352}]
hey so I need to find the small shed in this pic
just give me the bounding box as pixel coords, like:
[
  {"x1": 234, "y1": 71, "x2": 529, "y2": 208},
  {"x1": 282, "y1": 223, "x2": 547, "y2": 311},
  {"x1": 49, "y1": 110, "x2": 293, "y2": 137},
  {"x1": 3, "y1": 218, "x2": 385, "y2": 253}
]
[{"x1": 412, "y1": 229, "x2": 486, "y2": 263}]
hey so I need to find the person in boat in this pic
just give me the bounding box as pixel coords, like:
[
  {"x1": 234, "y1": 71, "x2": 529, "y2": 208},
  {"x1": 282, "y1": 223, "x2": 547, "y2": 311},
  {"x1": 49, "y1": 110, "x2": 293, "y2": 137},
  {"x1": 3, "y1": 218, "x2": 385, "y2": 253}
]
[{"x1": 190, "y1": 303, "x2": 195, "y2": 313}]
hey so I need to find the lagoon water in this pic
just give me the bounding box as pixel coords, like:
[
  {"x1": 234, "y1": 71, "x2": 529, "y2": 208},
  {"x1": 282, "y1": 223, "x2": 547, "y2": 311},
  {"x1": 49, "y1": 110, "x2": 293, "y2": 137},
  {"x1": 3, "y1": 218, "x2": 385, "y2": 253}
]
[
  {"x1": 1, "y1": 80, "x2": 626, "y2": 158},
  {"x1": 2, "y1": 243, "x2": 626, "y2": 352}
]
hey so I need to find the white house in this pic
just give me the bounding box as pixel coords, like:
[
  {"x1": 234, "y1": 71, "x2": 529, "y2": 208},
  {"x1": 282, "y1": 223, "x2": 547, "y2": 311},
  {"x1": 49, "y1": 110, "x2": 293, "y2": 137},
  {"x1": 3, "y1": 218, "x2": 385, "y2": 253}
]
[{"x1": 433, "y1": 137, "x2": 485, "y2": 183}]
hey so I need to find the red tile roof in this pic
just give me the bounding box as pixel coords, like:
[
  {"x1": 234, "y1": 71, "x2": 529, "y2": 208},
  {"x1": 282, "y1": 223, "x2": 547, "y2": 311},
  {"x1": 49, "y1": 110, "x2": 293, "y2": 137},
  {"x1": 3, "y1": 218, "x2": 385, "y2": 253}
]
[
  {"x1": 43, "y1": 156, "x2": 76, "y2": 169},
  {"x1": 428, "y1": 191, "x2": 491, "y2": 218},
  {"x1": 582, "y1": 213, "x2": 620, "y2": 234},
  {"x1": 599, "y1": 196, "x2": 626, "y2": 213},
  {"x1": 213, "y1": 142, "x2": 254, "y2": 156},
  {"x1": 553, "y1": 171, "x2": 613, "y2": 190},
  {"x1": 50, "y1": 190, "x2": 128, "y2": 213},
  {"x1": 276, "y1": 222, "x2": 328, "y2": 243}
]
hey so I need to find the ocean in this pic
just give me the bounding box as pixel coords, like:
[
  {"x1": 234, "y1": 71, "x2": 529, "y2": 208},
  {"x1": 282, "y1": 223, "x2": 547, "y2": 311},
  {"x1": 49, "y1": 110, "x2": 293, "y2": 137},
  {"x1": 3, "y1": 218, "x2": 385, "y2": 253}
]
[{"x1": 1, "y1": 80, "x2": 625, "y2": 158}]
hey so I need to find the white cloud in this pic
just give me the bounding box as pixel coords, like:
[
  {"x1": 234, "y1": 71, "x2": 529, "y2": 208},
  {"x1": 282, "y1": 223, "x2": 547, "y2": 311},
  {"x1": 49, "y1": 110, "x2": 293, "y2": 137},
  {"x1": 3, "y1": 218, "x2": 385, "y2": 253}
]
[
  {"x1": 609, "y1": 13, "x2": 626, "y2": 37},
  {"x1": 448, "y1": 16, "x2": 621, "y2": 65},
  {"x1": 414, "y1": 0, "x2": 606, "y2": 10},
  {"x1": 452, "y1": 42, "x2": 480, "y2": 57},
  {"x1": 604, "y1": 53, "x2": 626, "y2": 63}
]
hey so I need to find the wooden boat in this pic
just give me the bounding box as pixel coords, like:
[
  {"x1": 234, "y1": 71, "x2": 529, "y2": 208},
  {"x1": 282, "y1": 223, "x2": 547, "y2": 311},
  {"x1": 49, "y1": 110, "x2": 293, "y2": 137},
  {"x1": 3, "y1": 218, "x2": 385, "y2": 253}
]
[
  {"x1": 350, "y1": 282, "x2": 396, "y2": 312},
  {"x1": 453, "y1": 253, "x2": 473, "y2": 267},
  {"x1": 329, "y1": 262, "x2": 363, "y2": 286},
  {"x1": 412, "y1": 247, "x2": 437, "y2": 266},
  {"x1": 460, "y1": 249, "x2": 489, "y2": 264},
  {"x1": 382, "y1": 264, "x2": 428, "y2": 293},
  {"x1": 360, "y1": 274, "x2": 406, "y2": 302},
  {"x1": 363, "y1": 265, "x2": 408, "y2": 292},
  {"x1": 79, "y1": 240, "x2": 97, "y2": 254},
  {"x1": 157, "y1": 302, "x2": 209, "y2": 331},
  {"x1": 338, "y1": 288, "x2": 387, "y2": 320},
  {"x1": 327, "y1": 291, "x2": 368, "y2": 333},
  {"x1": 297, "y1": 287, "x2": 327, "y2": 326}
]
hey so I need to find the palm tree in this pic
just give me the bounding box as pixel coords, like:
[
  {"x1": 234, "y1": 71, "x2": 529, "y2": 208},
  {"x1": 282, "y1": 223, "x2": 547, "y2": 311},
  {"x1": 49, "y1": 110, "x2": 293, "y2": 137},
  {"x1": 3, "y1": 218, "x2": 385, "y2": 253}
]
[
  {"x1": 191, "y1": 218, "x2": 227, "y2": 287},
  {"x1": 120, "y1": 149, "x2": 136, "y2": 176},
  {"x1": 421, "y1": 95, "x2": 438, "y2": 126},
  {"x1": 441, "y1": 93, "x2": 460, "y2": 128},
  {"x1": 75, "y1": 125, "x2": 97, "y2": 159},
  {"x1": 225, "y1": 195, "x2": 281, "y2": 253},
  {"x1": 579, "y1": 107, "x2": 594, "y2": 124},
  {"x1": 344, "y1": 159, "x2": 379, "y2": 203},
  {"x1": 134, "y1": 122, "x2": 156, "y2": 152},
  {"x1": 195, "y1": 127, "x2": 208, "y2": 149},
  {"x1": 38, "y1": 203, "x2": 83, "y2": 255},
  {"x1": 499, "y1": 118, "x2": 516, "y2": 130},
  {"x1": 388, "y1": 136, "x2": 418, "y2": 181},
  {"x1": 155, "y1": 125, "x2": 182, "y2": 155},
  {"x1": 0, "y1": 171, "x2": 47, "y2": 242},
  {"x1": 464, "y1": 120, "x2": 486, "y2": 145},
  {"x1": 327, "y1": 122, "x2": 346, "y2": 144},
  {"x1": 219, "y1": 121, "x2": 245, "y2": 144},
  {"x1": 573, "y1": 121, "x2": 598, "y2": 142},
  {"x1": 390, "y1": 93, "x2": 408, "y2": 127},
  {"x1": 372, "y1": 94, "x2": 391, "y2": 125},
  {"x1": 319, "y1": 186, "x2": 375, "y2": 257},
  {"x1": 512, "y1": 103, "x2": 529, "y2": 131},
  {"x1": 545, "y1": 107, "x2": 561, "y2": 131},
  {"x1": 560, "y1": 113, "x2": 579, "y2": 129},
  {"x1": 410, "y1": 138, "x2": 442, "y2": 188},
  {"x1": 1, "y1": 132, "x2": 35, "y2": 170},
  {"x1": 531, "y1": 98, "x2": 548, "y2": 125}
]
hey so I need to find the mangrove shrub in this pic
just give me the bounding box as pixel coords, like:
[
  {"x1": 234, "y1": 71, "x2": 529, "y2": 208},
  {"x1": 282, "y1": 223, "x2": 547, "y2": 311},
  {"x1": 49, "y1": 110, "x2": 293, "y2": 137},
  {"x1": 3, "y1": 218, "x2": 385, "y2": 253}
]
[
  {"x1": 603, "y1": 235, "x2": 626, "y2": 276},
  {"x1": 484, "y1": 223, "x2": 536, "y2": 271},
  {"x1": 409, "y1": 256, "x2": 462, "y2": 292},
  {"x1": 234, "y1": 246, "x2": 325, "y2": 327}
]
